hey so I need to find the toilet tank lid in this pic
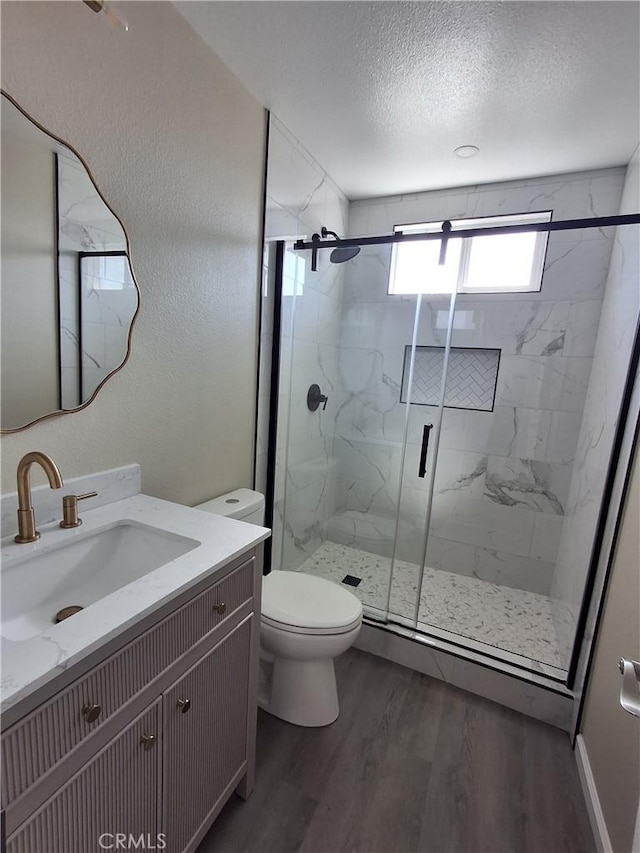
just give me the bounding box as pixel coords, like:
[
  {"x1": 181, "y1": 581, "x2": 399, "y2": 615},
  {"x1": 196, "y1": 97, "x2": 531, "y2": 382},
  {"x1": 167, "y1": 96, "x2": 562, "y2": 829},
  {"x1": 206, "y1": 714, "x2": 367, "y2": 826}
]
[{"x1": 196, "y1": 488, "x2": 265, "y2": 520}]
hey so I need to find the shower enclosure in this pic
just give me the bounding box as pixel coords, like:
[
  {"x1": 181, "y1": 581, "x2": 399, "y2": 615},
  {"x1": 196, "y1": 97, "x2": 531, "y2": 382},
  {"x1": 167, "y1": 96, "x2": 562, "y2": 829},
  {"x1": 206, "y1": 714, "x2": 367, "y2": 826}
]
[{"x1": 265, "y1": 210, "x2": 640, "y2": 684}]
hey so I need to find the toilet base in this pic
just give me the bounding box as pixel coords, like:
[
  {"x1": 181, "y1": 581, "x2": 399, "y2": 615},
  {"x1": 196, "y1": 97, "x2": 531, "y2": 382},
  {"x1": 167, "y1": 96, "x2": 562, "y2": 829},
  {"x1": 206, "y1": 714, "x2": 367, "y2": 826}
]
[{"x1": 260, "y1": 657, "x2": 339, "y2": 727}]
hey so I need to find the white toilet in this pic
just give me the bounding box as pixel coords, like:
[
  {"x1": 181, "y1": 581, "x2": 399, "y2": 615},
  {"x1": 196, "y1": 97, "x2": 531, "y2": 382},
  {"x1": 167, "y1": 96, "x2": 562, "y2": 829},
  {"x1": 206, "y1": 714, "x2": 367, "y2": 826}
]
[
  {"x1": 196, "y1": 489, "x2": 363, "y2": 728},
  {"x1": 260, "y1": 570, "x2": 362, "y2": 727}
]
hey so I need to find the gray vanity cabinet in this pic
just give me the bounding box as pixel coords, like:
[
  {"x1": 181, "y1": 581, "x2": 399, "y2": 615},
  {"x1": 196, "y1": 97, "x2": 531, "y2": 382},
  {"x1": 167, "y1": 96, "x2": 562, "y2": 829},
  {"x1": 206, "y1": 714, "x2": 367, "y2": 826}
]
[
  {"x1": 6, "y1": 702, "x2": 160, "y2": 853},
  {"x1": 163, "y1": 617, "x2": 252, "y2": 852},
  {"x1": 2, "y1": 546, "x2": 262, "y2": 853}
]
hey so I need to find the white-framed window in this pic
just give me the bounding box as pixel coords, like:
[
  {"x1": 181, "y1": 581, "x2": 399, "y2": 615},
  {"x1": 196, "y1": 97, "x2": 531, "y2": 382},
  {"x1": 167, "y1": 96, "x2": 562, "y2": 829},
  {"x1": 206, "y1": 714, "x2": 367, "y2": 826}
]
[
  {"x1": 81, "y1": 253, "x2": 134, "y2": 291},
  {"x1": 388, "y1": 211, "x2": 552, "y2": 296}
]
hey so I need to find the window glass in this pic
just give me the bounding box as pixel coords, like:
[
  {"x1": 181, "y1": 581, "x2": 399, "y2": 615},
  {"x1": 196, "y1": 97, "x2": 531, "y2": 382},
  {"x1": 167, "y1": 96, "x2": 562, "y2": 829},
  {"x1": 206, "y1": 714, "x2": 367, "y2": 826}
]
[
  {"x1": 81, "y1": 253, "x2": 133, "y2": 291},
  {"x1": 283, "y1": 246, "x2": 305, "y2": 296},
  {"x1": 465, "y1": 231, "x2": 539, "y2": 291},
  {"x1": 388, "y1": 211, "x2": 551, "y2": 295},
  {"x1": 389, "y1": 233, "x2": 461, "y2": 295}
]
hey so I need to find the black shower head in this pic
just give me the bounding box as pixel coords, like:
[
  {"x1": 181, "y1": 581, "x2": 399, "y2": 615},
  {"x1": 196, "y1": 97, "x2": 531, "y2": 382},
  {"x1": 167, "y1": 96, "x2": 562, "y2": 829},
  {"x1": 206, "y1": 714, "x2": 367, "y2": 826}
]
[
  {"x1": 330, "y1": 245, "x2": 361, "y2": 264},
  {"x1": 321, "y1": 226, "x2": 361, "y2": 265}
]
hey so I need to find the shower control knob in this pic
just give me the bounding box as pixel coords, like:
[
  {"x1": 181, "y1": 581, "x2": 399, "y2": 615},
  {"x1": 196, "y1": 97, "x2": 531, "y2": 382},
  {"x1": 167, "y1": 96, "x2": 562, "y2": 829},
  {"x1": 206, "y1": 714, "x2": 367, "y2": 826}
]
[{"x1": 307, "y1": 384, "x2": 328, "y2": 412}]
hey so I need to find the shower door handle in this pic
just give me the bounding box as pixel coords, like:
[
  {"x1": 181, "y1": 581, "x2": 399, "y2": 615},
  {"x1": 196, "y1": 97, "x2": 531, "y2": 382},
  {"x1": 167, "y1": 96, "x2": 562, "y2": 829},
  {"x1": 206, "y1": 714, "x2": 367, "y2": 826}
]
[{"x1": 418, "y1": 424, "x2": 433, "y2": 478}]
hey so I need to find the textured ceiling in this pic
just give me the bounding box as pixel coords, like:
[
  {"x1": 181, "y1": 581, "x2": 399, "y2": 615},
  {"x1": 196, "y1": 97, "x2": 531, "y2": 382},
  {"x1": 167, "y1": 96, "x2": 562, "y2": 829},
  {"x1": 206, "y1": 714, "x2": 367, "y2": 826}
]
[{"x1": 176, "y1": 1, "x2": 640, "y2": 199}]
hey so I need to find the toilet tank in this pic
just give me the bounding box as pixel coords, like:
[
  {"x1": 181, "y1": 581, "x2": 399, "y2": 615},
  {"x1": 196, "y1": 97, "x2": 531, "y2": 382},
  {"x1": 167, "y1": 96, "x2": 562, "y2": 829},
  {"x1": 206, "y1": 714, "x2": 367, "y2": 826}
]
[{"x1": 195, "y1": 488, "x2": 265, "y2": 526}]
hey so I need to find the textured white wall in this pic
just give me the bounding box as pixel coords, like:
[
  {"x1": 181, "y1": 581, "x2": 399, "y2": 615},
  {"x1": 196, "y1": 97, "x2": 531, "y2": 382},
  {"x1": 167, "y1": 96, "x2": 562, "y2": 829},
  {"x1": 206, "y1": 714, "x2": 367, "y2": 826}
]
[{"x1": 0, "y1": 1, "x2": 265, "y2": 505}]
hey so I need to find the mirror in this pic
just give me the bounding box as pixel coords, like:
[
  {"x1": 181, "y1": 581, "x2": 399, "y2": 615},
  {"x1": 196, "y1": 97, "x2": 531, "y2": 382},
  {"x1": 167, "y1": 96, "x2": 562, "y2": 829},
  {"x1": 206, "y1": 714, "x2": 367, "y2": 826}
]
[{"x1": 1, "y1": 92, "x2": 139, "y2": 432}]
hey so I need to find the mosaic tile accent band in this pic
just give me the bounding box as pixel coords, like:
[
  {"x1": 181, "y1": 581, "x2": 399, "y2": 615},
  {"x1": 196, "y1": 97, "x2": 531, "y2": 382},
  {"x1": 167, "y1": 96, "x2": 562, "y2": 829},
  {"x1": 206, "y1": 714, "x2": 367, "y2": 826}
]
[{"x1": 401, "y1": 346, "x2": 501, "y2": 411}]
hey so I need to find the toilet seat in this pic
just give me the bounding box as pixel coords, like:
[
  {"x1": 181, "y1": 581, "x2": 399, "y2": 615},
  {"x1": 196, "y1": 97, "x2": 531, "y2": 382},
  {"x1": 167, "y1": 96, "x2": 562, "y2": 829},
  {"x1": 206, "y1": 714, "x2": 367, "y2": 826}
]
[
  {"x1": 261, "y1": 613, "x2": 362, "y2": 636},
  {"x1": 261, "y1": 571, "x2": 362, "y2": 634}
]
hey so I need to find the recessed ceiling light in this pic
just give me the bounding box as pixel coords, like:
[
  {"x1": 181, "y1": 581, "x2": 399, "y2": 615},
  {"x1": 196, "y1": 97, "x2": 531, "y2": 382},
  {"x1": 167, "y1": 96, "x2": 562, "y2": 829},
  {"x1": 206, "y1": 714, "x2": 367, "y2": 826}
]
[{"x1": 454, "y1": 145, "x2": 480, "y2": 159}]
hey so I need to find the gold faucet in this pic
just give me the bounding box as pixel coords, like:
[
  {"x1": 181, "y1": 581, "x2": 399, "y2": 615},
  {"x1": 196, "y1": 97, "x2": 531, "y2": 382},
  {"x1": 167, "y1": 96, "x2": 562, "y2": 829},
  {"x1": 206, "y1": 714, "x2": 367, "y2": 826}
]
[{"x1": 15, "y1": 452, "x2": 64, "y2": 543}]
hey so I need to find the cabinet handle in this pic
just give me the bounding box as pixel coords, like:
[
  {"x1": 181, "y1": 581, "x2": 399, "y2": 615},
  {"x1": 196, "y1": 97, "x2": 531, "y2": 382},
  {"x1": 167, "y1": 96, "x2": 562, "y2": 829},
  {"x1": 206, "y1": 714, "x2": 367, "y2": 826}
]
[
  {"x1": 81, "y1": 702, "x2": 102, "y2": 723},
  {"x1": 618, "y1": 658, "x2": 640, "y2": 717},
  {"x1": 177, "y1": 698, "x2": 191, "y2": 714},
  {"x1": 140, "y1": 734, "x2": 156, "y2": 751},
  {"x1": 212, "y1": 602, "x2": 227, "y2": 615}
]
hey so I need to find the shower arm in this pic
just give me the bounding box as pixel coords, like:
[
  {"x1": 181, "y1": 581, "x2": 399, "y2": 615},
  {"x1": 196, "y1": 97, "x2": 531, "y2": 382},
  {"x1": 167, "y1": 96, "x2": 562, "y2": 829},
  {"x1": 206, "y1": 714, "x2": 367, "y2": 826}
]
[
  {"x1": 321, "y1": 227, "x2": 340, "y2": 241},
  {"x1": 310, "y1": 228, "x2": 345, "y2": 271}
]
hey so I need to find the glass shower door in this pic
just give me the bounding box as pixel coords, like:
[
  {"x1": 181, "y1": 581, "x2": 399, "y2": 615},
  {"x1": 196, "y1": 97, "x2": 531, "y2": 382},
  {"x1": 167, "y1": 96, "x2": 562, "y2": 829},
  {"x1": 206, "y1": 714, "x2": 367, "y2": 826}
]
[
  {"x1": 274, "y1": 211, "x2": 639, "y2": 683},
  {"x1": 389, "y1": 225, "x2": 591, "y2": 678},
  {"x1": 273, "y1": 238, "x2": 454, "y2": 628},
  {"x1": 384, "y1": 290, "x2": 457, "y2": 628}
]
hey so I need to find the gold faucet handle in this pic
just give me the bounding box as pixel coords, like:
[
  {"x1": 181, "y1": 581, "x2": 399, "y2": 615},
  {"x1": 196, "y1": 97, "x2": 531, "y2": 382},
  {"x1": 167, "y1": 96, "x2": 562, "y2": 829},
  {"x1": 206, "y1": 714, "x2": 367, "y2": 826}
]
[{"x1": 60, "y1": 491, "x2": 98, "y2": 529}]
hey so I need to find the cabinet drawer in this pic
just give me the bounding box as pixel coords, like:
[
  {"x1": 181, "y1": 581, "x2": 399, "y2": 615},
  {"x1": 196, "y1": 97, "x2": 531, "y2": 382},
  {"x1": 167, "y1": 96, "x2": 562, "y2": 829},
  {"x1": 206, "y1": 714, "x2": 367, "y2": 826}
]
[{"x1": 2, "y1": 557, "x2": 254, "y2": 808}]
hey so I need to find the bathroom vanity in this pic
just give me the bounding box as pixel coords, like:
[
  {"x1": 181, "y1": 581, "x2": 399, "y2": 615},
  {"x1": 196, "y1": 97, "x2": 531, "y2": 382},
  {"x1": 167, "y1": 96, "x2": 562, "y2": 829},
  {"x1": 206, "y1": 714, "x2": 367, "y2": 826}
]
[{"x1": 0, "y1": 481, "x2": 269, "y2": 853}]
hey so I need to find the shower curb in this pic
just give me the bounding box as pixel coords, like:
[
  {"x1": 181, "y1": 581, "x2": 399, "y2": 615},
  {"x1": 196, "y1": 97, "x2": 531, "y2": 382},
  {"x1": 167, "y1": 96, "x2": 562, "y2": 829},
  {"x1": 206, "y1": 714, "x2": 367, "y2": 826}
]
[{"x1": 355, "y1": 621, "x2": 574, "y2": 731}]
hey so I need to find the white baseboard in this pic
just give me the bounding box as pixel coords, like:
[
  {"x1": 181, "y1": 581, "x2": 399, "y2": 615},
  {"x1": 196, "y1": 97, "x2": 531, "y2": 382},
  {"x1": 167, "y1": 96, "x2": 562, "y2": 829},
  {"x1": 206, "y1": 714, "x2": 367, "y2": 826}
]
[{"x1": 575, "y1": 734, "x2": 613, "y2": 853}]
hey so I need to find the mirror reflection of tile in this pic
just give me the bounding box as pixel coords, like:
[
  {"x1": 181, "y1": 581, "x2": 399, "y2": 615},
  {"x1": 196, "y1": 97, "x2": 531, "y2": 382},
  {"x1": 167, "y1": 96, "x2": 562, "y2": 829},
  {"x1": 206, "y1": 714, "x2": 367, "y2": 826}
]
[{"x1": 401, "y1": 346, "x2": 501, "y2": 411}]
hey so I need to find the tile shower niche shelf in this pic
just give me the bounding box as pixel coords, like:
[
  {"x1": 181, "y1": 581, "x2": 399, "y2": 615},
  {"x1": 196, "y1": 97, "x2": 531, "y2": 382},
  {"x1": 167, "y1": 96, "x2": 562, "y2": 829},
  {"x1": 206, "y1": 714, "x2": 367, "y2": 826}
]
[{"x1": 401, "y1": 346, "x2": 501, "y2": 412}]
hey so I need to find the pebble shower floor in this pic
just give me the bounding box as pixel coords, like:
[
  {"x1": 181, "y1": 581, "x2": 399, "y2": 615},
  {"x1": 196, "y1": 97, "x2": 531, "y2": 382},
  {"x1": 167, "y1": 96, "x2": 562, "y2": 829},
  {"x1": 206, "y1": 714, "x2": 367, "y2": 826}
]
[{"x1": 296, "y1": 541, "x2": 565, "y2": 673}]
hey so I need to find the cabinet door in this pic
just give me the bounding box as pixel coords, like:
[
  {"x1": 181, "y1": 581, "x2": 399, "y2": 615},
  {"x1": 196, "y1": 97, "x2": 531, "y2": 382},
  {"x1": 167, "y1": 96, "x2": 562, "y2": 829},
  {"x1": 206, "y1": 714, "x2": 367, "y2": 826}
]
[
  {"x1": 162, "y1": 617, "x2": 252, "y2": 852},
  {"x1": 7, "y1": 702, "x2": 160, "y2": 853}
]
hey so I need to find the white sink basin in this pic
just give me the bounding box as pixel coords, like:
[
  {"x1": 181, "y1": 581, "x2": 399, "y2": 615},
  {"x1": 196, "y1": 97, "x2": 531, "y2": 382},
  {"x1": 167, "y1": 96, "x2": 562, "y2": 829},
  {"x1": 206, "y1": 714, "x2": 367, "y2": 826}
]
[{"x1": 1, "y1": 521, "x2": 200, "y2": 641}]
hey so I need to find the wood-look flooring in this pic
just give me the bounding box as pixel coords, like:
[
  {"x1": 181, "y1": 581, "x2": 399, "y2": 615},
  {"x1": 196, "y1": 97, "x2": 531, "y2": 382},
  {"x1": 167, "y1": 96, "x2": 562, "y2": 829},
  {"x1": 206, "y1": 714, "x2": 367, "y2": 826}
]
[{"x1": 198, "y1": 648, "x2": 595, "y2": 853}]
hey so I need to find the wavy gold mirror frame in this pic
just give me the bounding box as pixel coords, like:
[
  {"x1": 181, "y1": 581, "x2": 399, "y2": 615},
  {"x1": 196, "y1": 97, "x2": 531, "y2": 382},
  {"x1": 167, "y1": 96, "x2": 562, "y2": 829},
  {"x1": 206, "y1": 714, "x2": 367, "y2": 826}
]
[{"x1": 1, "y1": 90, "x2": 140, "y2": 434}]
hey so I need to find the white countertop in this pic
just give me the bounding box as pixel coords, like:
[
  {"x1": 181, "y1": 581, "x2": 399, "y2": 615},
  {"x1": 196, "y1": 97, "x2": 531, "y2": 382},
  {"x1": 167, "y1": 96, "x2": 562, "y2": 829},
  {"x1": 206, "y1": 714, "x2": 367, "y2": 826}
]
[{"x1": 0, "y1": 494, "x2": 270, "y2": 715}]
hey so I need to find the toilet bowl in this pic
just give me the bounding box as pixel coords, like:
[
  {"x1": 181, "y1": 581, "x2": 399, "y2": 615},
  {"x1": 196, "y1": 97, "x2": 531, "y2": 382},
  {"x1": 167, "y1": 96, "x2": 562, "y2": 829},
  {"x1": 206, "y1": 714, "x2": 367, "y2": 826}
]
[
  {"x1": 194, "y1": 489, "x2": 363, "y2": 728},
  {"x1": 260, "y1": 570, "x2": 362, "y2": 727}
]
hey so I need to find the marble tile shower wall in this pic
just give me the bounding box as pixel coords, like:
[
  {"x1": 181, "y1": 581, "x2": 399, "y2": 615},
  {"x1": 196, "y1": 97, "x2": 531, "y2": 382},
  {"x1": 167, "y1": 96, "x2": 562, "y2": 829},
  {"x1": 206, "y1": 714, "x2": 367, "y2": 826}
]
[
  {"x1": 553, "y1": 151, "x2": 639, "y2": 670},
  {"x1": 332, "y1": 170, "x2": 625, "y2": 597},
  {"x1": 256, "y1": 117, "x2": 348, "y2": 571},
  {"x1": 58, "y1": 152, "x2": 128, "y2": 408}
]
